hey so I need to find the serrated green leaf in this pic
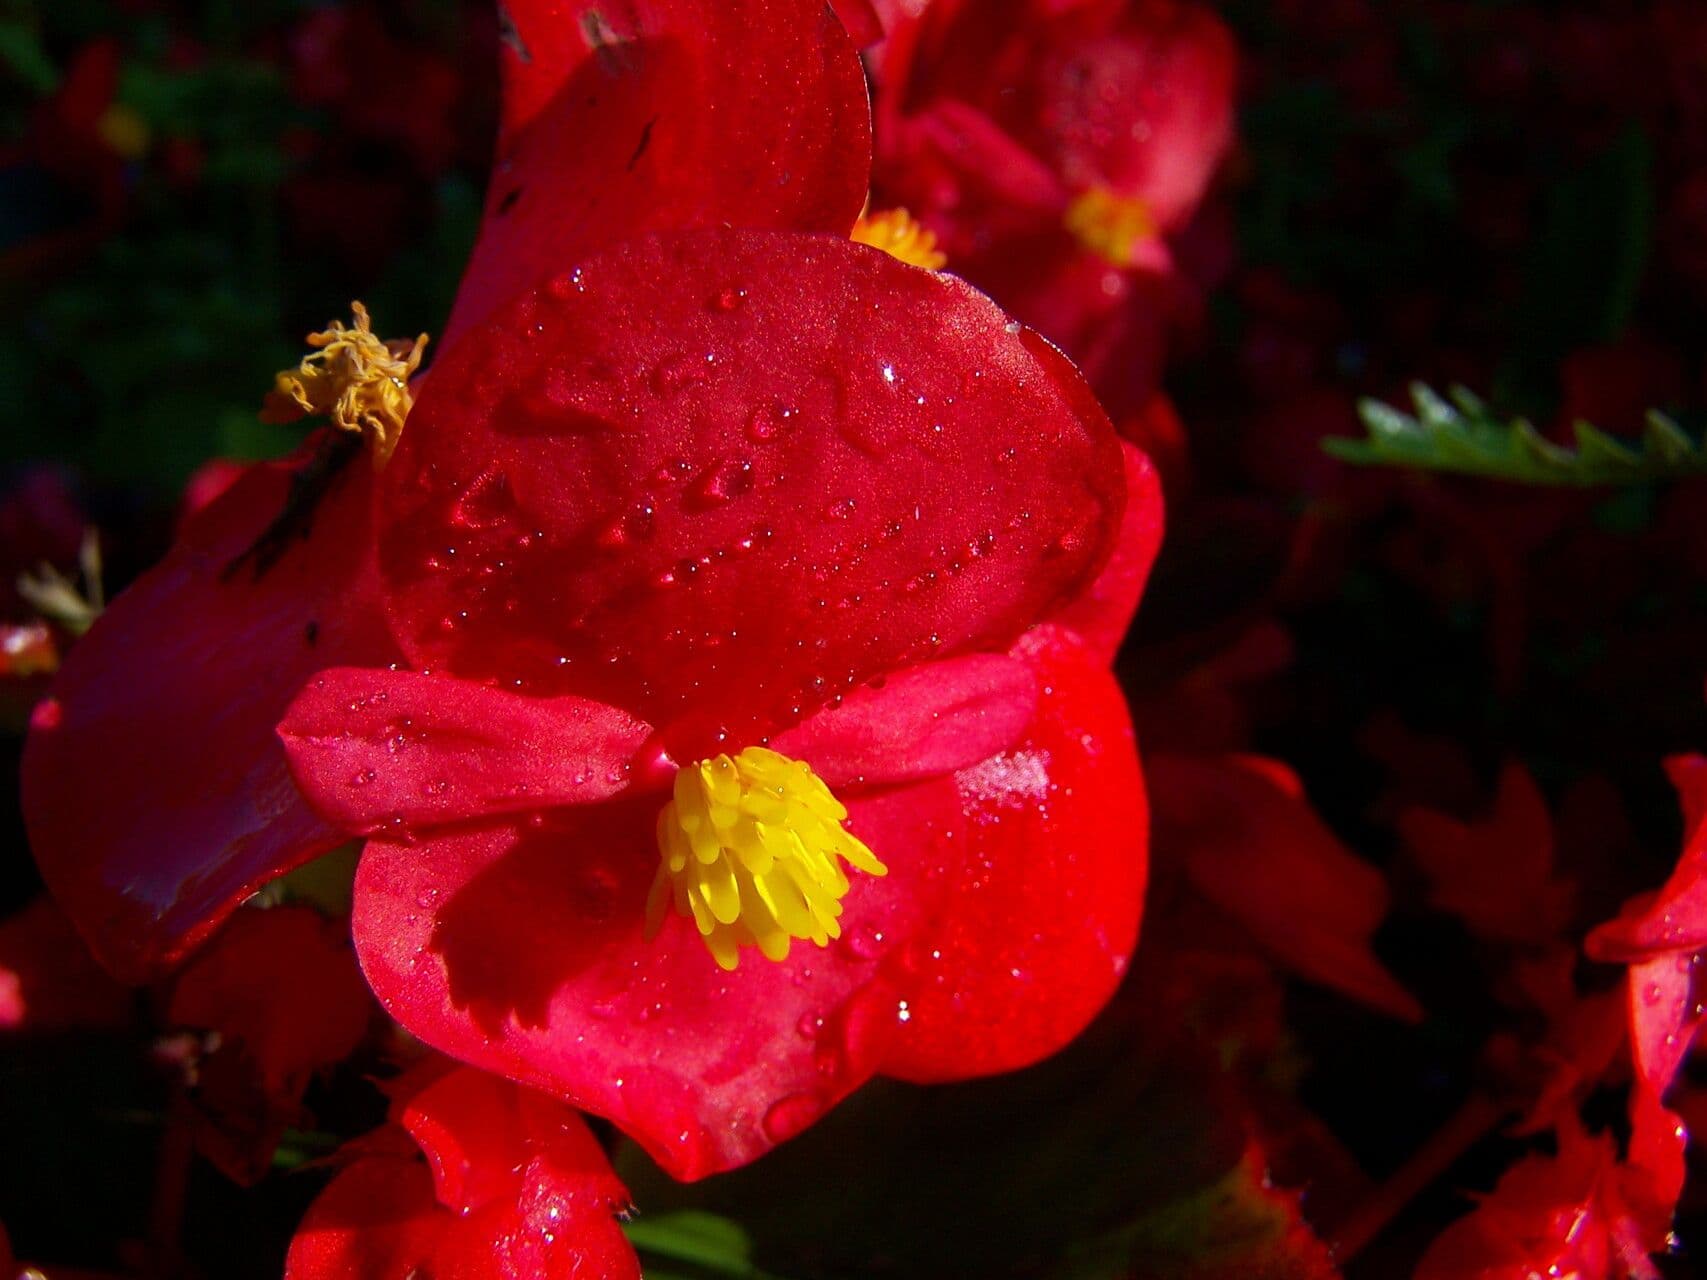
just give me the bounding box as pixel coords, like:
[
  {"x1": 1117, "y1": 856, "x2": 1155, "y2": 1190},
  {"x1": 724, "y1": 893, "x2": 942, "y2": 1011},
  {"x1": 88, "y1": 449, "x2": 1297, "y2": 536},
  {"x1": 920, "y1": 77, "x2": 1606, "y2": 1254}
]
[{"x1": 1325, "y1": 384, "x2": 1707, "y2": 486}]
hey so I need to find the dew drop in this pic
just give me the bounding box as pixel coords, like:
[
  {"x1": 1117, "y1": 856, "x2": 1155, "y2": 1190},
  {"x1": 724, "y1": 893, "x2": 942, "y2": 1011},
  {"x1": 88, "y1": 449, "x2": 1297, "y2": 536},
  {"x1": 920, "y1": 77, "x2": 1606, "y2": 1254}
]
[{"x1": 761, "y1": 1092, "x2": 822, "y2": 1144}]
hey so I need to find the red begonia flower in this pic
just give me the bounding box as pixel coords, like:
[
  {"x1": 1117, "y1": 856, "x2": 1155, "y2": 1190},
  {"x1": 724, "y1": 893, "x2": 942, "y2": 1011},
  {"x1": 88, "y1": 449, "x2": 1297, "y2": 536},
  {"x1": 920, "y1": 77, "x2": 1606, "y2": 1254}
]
[
  {"x1": 275, "y1": 228, "x2": 1148, "y2": 1177},
  {"x1": 21, "y1": 0, "x2": 876, "y2": 981},
  {"x1": 285, "y1": 1065, "x2": 638, "y2": 1280},
  {"x1": 166, "y1": 905, "x2": 375, "y2": 1184},
  {"x1": 1149, "y1": 752, "x2": 1422, "y2": 1022}
]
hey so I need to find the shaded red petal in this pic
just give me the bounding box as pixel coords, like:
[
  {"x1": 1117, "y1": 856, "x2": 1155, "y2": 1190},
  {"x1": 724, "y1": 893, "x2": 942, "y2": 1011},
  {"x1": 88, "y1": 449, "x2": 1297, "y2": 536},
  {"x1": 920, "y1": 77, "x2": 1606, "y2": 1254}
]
[
  {"x1": 0, "y1": 896, "x2": 132, "y2": 1035},
  {"x1": 771, "y1": 652, "x2": 1036, "y2": 788},
  {"x1": 22, "y1": 441, "x2": 398, "y2": 980},
  {"x1": 286, "y1": 1066, "x2": 635, "y2": 1279},
  {"x1": 1152, "y1": 752, "x2": 1422, "y2": 1021},
  {"x1": 448, "y1": 0, "x2": 871, "y2": 340},
  {"x1": 1399, "y1": 762, "x2": 1576, "y2": 947},
  {"x1": 350, "y1": 776, "x2": 961, "y2": 1180},
  {"x1": 1048, "y1": 440, "x2": 1164, "y2": 662},
  {"x1": 168, "y1": 906, "x2": 372, "y2": 1098},
  {"x1": 384, "y1": 228, "x2": 1124, "y2": 744},
  {"x1": 167, "y1": 905, "x2": 374, "y2": 1184},
  {"x1": 280, "y1": 667, "x2": 652, "y2": 835},
  {"x1": 879, "y1": 622, "x2": 1149, "y2": 1081}
]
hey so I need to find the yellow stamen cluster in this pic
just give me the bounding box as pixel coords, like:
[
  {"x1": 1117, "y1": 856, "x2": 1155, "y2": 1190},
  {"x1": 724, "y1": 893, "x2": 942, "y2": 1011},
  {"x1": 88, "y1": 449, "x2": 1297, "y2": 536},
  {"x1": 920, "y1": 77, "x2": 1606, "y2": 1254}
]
[
  {"x1": 263, "y1": 302, "x2": 427, "y2": 468},
  {"x1": 1063, "y1": 188, "x2": 1157, "y2": 268},
  {"x1": 647, "y1": 747, "x2": 888, "y2": 970},
  {"x1": 852, "y1": 207, "x2": 948, "y2": 270}
]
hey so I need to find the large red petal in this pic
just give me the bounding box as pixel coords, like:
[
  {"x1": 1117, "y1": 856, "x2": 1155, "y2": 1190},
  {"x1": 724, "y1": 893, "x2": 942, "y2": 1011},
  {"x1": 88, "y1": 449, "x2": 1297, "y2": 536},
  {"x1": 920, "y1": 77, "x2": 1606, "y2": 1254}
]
[
  {"x1": 448, "y1": 0, "x2": 871, "y2": 341},
  {"x1": 350, "y1": 777, "x2": 960, "y2": 1180},
  {"x1": 771, "y1": 651, "x2": 1036, "y2": 788},
  {"x1": 386, "y1": 228, "x2": 1124, "y2": 745},
  {"x1": 280, "y1": 667, "x2": 651, "y2": 835},
  {"x1": 1048, "y1": 440, "x2": 1164, "y2": 661},
  {"x1": 878, "y1": 622, "x2": 1149, "y2": 1082},
  {"x1": 21, "y1": 440, "x2": 397, "y2": 980}
]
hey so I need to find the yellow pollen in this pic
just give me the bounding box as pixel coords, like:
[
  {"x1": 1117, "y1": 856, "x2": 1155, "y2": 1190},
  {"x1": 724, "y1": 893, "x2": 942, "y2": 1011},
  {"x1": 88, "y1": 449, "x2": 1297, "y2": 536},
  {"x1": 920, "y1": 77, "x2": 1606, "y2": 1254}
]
[
  {"x1": 262, "y1": 302, "x2": 427, "y2": 467},
  {"x1": 1063, "y1": 188, "x2": 1158, "y2": 268},
  {"x1": 851, "y1": 206, "x2": 948, "y2": 270},
  {"x1": 646, "y1": 746, "x2": 888, "y2": 971}
]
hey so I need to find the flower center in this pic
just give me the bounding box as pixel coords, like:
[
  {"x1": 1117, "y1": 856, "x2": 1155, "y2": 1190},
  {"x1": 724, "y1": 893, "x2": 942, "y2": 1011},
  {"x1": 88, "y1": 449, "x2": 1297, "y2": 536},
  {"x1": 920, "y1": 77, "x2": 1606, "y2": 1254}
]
[
  {"x1": 852, "y1": 206, "x2": 948, "y2": 270},
  {"x1": 646, "y1": 747, "x2": 887, "y2": 970},
  {"x1": 1063, "y1": 188, "x2": 1156, "y2": 267},
  {"x1": 262, "y1": 302, "x2": 428, "y2": 468}
]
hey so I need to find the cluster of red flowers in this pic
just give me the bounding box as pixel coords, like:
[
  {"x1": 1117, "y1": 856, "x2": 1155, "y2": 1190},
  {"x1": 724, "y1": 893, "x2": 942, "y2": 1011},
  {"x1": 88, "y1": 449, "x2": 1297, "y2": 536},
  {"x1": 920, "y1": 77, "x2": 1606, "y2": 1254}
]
[{"x1": 4, "y1": 1, "x2": 1707, "y2": 1277}]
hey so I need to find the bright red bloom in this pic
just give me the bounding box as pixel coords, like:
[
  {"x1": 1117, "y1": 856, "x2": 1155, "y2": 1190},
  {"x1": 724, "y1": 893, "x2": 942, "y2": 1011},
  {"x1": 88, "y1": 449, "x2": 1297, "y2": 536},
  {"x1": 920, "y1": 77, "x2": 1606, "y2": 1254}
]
[
  {"x1": 23, "y1": 0, "x2": 1161, "y2": 1181},
  {"x1": 285, "y1": 1064, "x2": 639, "y2": 1280},
  {"x1": 278, "y1": 243, "x2": 1153, "y2": 1175},
  {"x1": 21, "y1": 0, "x2": 873, "y2": 981}
]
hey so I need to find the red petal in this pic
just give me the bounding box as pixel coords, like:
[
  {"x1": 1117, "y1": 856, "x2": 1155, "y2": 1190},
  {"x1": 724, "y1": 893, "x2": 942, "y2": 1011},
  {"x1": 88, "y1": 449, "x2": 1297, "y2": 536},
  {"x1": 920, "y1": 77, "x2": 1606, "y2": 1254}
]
[
  {"x1": 1048, "y1": 440, "x2": 1164, "y2": 661},
  {"x1": 288, "y1": 1068, "x2": 638, "y2": 1280},
  {"x1": 828, "y1": 0, "x2": 885, "y2": 47},
  {"x1": 280, "y1": 667, "x2": 651, "y2": 835},
  {"x1": 1153, "y1": 752, "x2": 1422, "y2": 1022},
  {"x1": 350, "y1": 777, "x2": 961, "y2": 1180},
  {"x1": 1588, "y1": 754, "x2": 1707, "y2": 961},
  {"x1": 22, "y1": 442, "x2": 397, "y2": 980},
  {"x1": 167, "y1": 906, "x2": 372, "y2": 1098},
  {"x1": 771, "y1": 652, "x2": 1037, "y2": 787},
  {"x1": 285, "y1": 1155, "x2": 639, "y2": 1280},
  {"x1": 1399, "y1": 762, "x2": 1575, "y2": 947},
  {"x1": 877, "y1": 622, "x2": 1148, "y2": 1081},
  {"x1": 449, "y1": 0, "x2": 871, "y2": 340},
  {"x1": 386, "y1": 228, "x2": 1123, "y2": 744},
  {"x1": 399, "y1": 1067, "x2": 628, "y2": 1219},
  {"x1": 167, "y1": 905, "x2": 374, "y2": 1184}
]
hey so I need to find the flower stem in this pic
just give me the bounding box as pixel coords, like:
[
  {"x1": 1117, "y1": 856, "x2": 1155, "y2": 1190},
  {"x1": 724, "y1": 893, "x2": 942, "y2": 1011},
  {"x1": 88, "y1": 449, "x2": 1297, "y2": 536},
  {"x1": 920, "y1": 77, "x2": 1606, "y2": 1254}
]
[{"x1": 1327, "y1": 1091, "x2": 1508, "y2": 1265}]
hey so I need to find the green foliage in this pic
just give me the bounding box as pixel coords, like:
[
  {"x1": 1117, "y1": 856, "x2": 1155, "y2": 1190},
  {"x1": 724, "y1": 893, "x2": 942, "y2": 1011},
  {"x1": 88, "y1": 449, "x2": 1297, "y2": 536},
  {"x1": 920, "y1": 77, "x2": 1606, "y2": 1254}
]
[
  {"x1": 625, "y1": 1211, "x2": 785, "y2": 1280},
  {"x1": 1326, "y1": 384, "x2": 1707, "y2": 486}
]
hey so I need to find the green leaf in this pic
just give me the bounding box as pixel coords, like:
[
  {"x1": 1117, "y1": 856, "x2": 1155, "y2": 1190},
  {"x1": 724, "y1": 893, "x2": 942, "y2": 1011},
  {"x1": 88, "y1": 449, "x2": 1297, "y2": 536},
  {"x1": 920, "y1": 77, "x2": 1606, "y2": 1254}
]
[
  {"x1": 1325, "y1": 384, "x2": 1707, "y2": 487},
  {"x1": 623, "y1": 1211, "x2": 778, "y2": 1279},
  {"x1": 0, "y1": 18, "x2": 58, "y2": 94}
]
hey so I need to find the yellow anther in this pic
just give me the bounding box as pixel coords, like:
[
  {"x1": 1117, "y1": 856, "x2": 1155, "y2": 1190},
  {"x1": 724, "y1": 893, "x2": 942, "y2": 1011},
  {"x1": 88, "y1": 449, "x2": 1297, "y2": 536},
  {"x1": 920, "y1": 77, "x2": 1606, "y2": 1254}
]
[
  {"x1": 852, "y1": 206, "x2": 948, "y2": 270},
  {"x1": 1063, "y1": 188, "x2": 1158, "y2": 268},
  {"x1": 262, "y1": 302, "x2": 427, "y2": 468},
  {"x1": 646, "y1": 746, "x2": 887, "y2": 970}
]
